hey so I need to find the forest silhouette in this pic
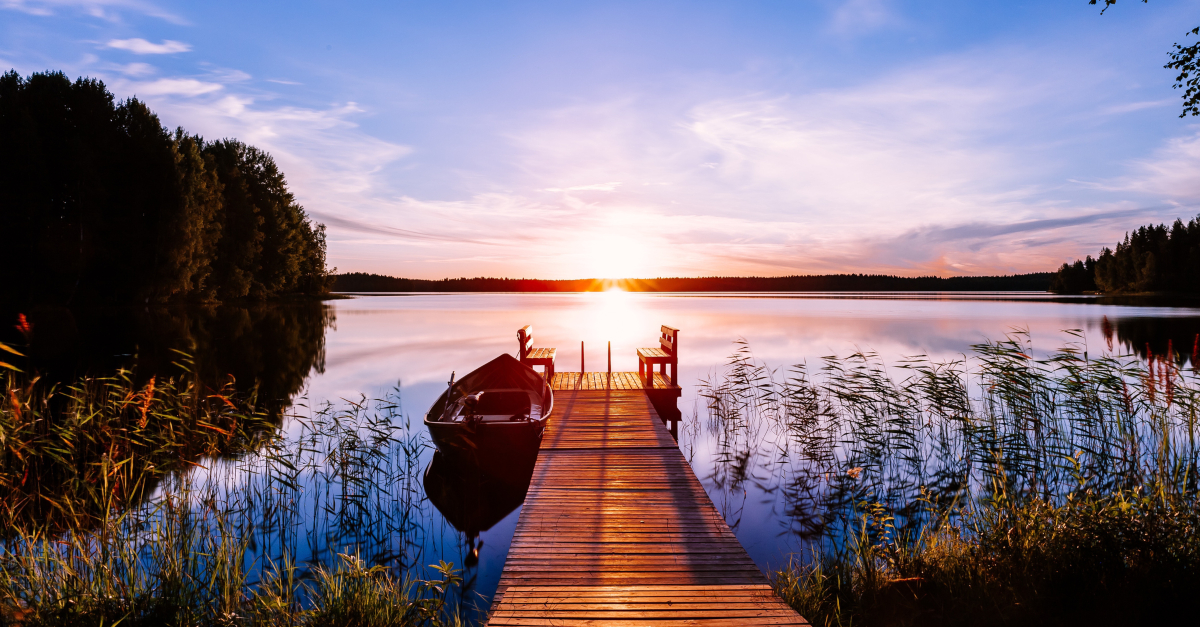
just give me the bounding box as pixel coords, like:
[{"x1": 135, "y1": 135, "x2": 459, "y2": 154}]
[
  {"x1": 1051, "y1": 216, "x2": 1200, "y2": 294},
  {"x1": 0, "y1": 70, "x2": 331, "y2": 308},
  {"x1": 333, "y1": 272, "x2": 1054, "y2": 293}
]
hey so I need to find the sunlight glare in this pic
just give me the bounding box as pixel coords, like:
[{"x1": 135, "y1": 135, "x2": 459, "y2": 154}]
[{"x1": 576, "y1": 287, "x2": 650, "y2": 370}]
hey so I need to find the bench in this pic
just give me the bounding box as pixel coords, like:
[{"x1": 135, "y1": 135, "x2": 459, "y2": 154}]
[
  {"x1": 637, "y1": 325, "x2": 678, "y2": 386},
  {"x1": 517, "y1": 325, "x2": 556, "y2": 380}
]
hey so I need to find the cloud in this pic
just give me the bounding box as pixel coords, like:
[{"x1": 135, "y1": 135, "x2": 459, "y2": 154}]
[
  {"x1": 105, "y1": 38, "x2": 189, "y2": 54},
  {"x1": 111, "y1": 61, "x2": 154, "y2": 76},
  {"x1": 1100, "y1": 99, "x2": 1174, "y2": 115},
  {"x1": 542, "y1": 182, "x2": 622, "y2": 192},
  {"x1": 121, "y1": 77, "x2": 221, "y2": 96},
  {"x1": 828, "y1": 0, "x2": 902, "y2": 36},
  {"x1": 848, "y1": 207, "x2": 1170, "y2": 271},
  {"x1": 205, "y1": 68, "x2": 252, "y2": 83},
  {"x1": 64, "y1": 19, "x2": 1200, "y2": 280},
  {"x1": 163, "y1": 96, "x2": 412, "y2": 196},
  {"x1": 122, "y1": 89, "x2": 417, "y2": 255},
  {"x1": 2, "y1": 0, "x2": 184, "y2": 23},
  {"x1": 459, "y1": 42, "x2": 1200, "y2": 279},
  {"x1": 307, "y1": 210, "x2": 498, "y2": 246},
  {"x1": 1117, "y1": 130, "x2": 1200, "y2": 200}
]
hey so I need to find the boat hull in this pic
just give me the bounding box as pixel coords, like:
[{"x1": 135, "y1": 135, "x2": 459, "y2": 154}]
[
  {"x1": 425, "y1": 417, "x2": 544, "y2": 467},
  {"x1": 423, "y1": 353, "x2": 553, "y2": 467}
]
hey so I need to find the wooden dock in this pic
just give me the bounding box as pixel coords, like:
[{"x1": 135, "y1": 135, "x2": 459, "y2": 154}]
[{"x1": 486, "y1": 372, "x2": 807, "y2": 626}]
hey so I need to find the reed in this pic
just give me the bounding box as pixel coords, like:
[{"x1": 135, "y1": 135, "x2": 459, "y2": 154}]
[
  {"x1": 0, "y1": 347, "x2": 275, "y2": 529},
  {"x1": 0, "y1": 341, "x2": 465, "y2": 626},
  {"x1": 696, "y1": 331, "x2": 1200, "y2": 626}
]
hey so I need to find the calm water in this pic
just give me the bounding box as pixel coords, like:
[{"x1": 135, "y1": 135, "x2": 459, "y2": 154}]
[
  {"x1": 303, "y1": 292, "x2": 1200, "y2": 610},
  {"x1": 16, "y1": 292, "x2": 1200, "y2": 618}
]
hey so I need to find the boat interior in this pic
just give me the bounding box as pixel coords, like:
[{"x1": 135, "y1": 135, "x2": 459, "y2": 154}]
[{"x1": 441, "y1": 388, "x2": 542, "y2": 423}]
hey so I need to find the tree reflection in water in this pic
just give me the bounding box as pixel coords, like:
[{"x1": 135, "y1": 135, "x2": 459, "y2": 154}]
[{"x1": 7, "y1": 301, "x2": 334, "y2": 419}]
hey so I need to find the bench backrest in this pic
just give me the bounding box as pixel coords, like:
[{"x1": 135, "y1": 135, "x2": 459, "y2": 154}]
[
  {"x1": 660, "y1": 325, "x2": 679, "y2": 355},
  {"x1": 517, "y1": 325, "x2": 534, "y2": 359}
]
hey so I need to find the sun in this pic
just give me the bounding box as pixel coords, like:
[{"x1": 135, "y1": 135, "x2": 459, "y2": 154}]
[{"x1": 578, "y1": 285, "x2": 649, "y2": 357}]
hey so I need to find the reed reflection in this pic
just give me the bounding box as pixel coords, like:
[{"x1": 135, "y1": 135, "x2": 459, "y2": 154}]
[
  {"x1": 687, "y1": 329, "x2": 1200, "y2": 565},
  {"x1": 0, "y1": 302, "x2": 335, "y2": 530}
]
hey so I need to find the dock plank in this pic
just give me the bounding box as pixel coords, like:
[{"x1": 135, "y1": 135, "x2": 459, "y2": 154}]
[
  {"x1": 549, "y1": 371, "x2": 680, "y2": 392},
  {"x1": 487, "y1": 385, "x2": 806, "y2": 626}
]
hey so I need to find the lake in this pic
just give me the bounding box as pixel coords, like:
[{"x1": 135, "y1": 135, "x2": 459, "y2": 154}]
[
  {"x1": 299, "y1": 291, "x2": 1200, "y2": 613},
  {"x1": 16, "y1": 291, "x2": 1200, "y2": 619}
]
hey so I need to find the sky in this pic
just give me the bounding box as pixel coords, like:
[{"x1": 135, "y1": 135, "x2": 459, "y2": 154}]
[{"x1": 3, "y1": 0, "x2": 1200, "y2": 280}]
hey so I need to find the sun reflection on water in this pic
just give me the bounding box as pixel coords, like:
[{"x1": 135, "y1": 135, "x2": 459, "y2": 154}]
[{"x1": 575, "y1": 287, "x2": 655, "y2": 371}]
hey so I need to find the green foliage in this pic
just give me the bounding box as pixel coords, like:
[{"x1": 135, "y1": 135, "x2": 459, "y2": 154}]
[
  {"x1": 0, "y1": 524, "x2": 463, "y2": 627},
  {"x1": 1088, "y1": 0, "x2": 1147, "y2": 14},
  {"x1": 0, "y1": 70, "x2": 331, "y2": 306},
  {"x1": 1166, "y1": 27, "x2": 1200, "y2": 118},
  {"x1": 0, "y1": 343, "x2": 275, "y2": 529},
  {"x1": 700, "y1": 333, "x2": 1200, "y2": 625},
  {"x1": 1051, "y1": 216, "x2": 1200, "y2": 294},
  {"x1": 1088, "y1": 1, "x2": 1200, "y2": 118},
  {"x1": 773, "y1": 489, "x2": 1200, "y2": 627},
  {"x1": 0, "y1": 368, "x2": 461, "y2": 626},
  {"x1": 1048, "y1": 255, "x2": 1096, "y2": 294}
]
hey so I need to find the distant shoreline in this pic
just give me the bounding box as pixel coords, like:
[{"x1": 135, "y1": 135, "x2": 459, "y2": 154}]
[{"x1": 332, "y1": 272, "x2": 1055, "y2": 293}]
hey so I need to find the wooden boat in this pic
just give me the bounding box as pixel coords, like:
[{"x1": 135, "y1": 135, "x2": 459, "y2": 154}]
[{"x1": 424, "y1": 353, "x2": 553, "y2": 465}]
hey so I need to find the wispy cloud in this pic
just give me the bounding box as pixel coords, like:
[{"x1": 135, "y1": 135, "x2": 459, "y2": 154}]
[
  {"x1": 542, "y1": 182, "x2": 622, "y2": 192},
  {"x1": 1118, "y1": 130, "x2": 1200, "y2": 200},
  {"x1": 828, "y1": 0, "x2": 902, "y2": 36},
  {"x1": 120, "y1": 77, "x2": 221, "y2": 96},
  {"x1": 126, "y1": 89, "x2": 417, "y2": 257},
  {"x1": 307, "y1": 210, "x2": 499, "y2": 246},
  {"x1": 1100, "y1": 99, "x2": 1174, "y2": 115},
  {"x1": 459, "y1": 43, "x2": 1197, "y2": 278},
  {"x1": 2, "y1": 0, "x2": 184, "y2": 23},
  {"x1": 105, "y1": 38, "x2": 189, "y2": 54},
  {"x1": 110, "y1": 61, "x2": 154, "y2": 76},
  {"x1": 43, "y1": 8, "x2": 1195, "y2": 280}
]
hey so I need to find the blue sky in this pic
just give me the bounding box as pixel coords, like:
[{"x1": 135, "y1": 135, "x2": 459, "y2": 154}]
[{"x1": 3, "y1": 0, "x2": 1199, "y2": 279}]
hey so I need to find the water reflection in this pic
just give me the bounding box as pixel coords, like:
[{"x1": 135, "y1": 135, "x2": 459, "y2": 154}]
[
  {"x1": 686, "y1": 316, "x2": 1200, "y2": 571},
  {"x1": 1105, "y1": 314, "x2": 1200, "y2": 363},
  {"x1": 423, "y1": 448, "x2": 538, "y2": 568},
  {"x1": 13, "y1": 292, "x2": 1200, "y2": 614},
  {"x1": 299, "y1": 293, "x2": 1200, "y2": 579},
  {"x1": 6, "y1": 302, "x2": 334, "y2": 416}
]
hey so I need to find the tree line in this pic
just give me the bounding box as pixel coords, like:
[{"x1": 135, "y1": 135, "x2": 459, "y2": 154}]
[
  {"x1": 334, "y1": 272, "x2": 1054, "y2": 293},
  {"x1": 1050, "y1": 216, "x2": 1200, "y2": 294},
  {"x1": 0, "y1": 70, "x2": 331, "y2": 307}
]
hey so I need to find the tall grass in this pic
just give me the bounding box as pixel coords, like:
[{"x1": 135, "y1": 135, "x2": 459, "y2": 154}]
[
  {"x1": 0, "y1": 350, "x2": 275, "y2": 529},
  {"x1": 0, "y1": 341, "x2": 465, "y2": 626},
  {"x1": 697, "y1": 331, "x2": 1200, "y2": 626}
]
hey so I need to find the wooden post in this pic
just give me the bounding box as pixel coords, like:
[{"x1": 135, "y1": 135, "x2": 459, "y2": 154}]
[
  {"x1": 581, "y1": 341, "x2": 584, "y2": 373},
  {"x1": 607, "y1": 341, "x2": 612, "y2": 387}
]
